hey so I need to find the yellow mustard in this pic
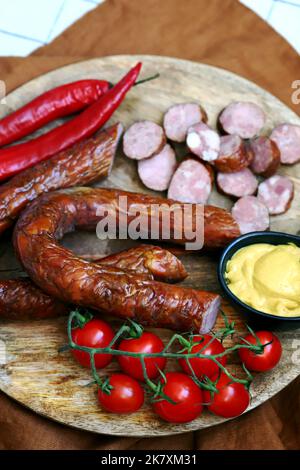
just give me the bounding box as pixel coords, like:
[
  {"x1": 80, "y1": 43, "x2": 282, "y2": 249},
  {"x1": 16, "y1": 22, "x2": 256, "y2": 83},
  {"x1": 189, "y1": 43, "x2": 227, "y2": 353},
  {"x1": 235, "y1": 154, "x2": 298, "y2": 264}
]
[{"x1": 225, "y1": 243, "x2": 300, "y2": 317}]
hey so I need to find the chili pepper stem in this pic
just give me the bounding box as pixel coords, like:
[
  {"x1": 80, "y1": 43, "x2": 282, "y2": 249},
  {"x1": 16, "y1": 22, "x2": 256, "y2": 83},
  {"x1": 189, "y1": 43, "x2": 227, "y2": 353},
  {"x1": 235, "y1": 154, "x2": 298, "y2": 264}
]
[
  {"x1": 134, "y1": 73, "x2": 160, "y2": 86},
  {"x1": 108, "y1": 73, "x2": 160, "y2": 90}
]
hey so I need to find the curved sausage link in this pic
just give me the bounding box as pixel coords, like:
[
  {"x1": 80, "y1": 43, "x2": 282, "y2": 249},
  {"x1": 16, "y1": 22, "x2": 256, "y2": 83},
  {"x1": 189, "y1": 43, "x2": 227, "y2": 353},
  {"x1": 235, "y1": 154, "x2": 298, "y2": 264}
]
[
  {"x1": 0, "y1": 123, "x2": 122, "y2": 235},
  {"x1": 96, "y1": 244, "x2": 187, "y2": 283},
  {"x1": 0, "y1": 244, "x2": 187, "y2": 320},
  {"x1": 13, "y1": 188, "x2": 239, "y2": 332},
  {"x1": 0, "y1": 278, "x2": 68, "y2": 320}
]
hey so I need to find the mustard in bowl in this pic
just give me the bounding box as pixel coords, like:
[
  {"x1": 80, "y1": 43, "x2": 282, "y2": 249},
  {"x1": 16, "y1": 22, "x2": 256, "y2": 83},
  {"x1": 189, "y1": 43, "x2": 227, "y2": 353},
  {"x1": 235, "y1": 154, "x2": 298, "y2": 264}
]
[{"x1": 218, "y1": 232, "x2": 300, "y2": 323}]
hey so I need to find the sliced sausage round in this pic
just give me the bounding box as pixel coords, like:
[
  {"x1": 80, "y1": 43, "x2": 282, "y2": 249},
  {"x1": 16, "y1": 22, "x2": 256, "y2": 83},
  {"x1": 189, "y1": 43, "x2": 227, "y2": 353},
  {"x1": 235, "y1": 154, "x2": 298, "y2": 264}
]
[
  {"x1": 270, "y1": 123, "x2": 300, "y2": 164},
  {"x1": 232, "y1": 196, "x2": 269, "y2": 234},
  {"x1": 167, "y1": 158, "x2": 212, "y2": 204},
  {"x1": 257, "y1": 175, "x2": 294, "y2": 215},
  {"x1": 137, "y1": 144, "x2": 177, "y2": 191},
  {"x1": 123, "y1": 120, "x2": 166, "y2": 160},
  {"x1": 217, "y1": 168, "x2": 258, "y2": 198},
  {"x1": 186, "y1": 122, "x2": 220, "y2": 162},
  {"x1": 163, "y1": 103, "x2": 207, "y2": 143},
  {"x1": 219, "y1": 101, "x2": 266, "y2": 139},
  {"x1": 249, "y1": 136, "x2": 280, "y2": 177},
  {"x1": 214, "y1": 135, "x2": 253, "y2": 172}
]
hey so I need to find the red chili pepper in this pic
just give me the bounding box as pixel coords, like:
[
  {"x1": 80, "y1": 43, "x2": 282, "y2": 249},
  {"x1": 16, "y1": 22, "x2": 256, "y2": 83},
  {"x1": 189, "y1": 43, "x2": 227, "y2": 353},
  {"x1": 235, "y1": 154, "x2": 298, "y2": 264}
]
[
  {"x1": 0, "y1": 63, "x2": 142, "y2": 182},
  {"x1": 0, "y1": 80, "x2": 111, "y2": 147}
]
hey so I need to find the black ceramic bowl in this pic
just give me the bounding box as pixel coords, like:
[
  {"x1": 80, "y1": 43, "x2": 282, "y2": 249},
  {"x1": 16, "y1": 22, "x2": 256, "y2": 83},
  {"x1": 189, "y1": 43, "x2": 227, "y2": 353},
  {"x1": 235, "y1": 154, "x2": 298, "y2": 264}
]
[{"x1": 218, "y1": 231, "x2": 300, "y2": 324}]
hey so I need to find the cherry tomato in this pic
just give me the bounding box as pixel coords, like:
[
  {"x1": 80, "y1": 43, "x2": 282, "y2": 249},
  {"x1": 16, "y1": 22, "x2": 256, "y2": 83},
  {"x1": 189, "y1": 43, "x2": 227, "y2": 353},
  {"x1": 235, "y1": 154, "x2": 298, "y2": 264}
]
[
  {"x1": 71, "y1": 318, "x2": 114, "y2": 369},
  {"x1": 238, "y1": 331, "x2": 282, "y2": 372},
  {"x1": 118, "y1": 332, "x2": 167, "y2": 381},
  {"x1": 203, "y1": 372, "x2": 250, "y2": 418},
  {"x1": 98, "y1": 373, "x2": 144, "y2": 414},
  {"x1": 178, "y1": 334, "x2": 227, "y2": 379},
  {"x1": 152, "y1": 372, "x2": 203, "y2": 423}
]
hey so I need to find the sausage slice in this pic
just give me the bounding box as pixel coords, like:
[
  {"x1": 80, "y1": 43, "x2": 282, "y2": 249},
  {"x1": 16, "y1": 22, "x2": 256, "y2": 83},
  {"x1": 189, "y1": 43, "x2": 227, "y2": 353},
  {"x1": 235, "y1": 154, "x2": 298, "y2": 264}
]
[
  {"x1": 214, "y1": 135, "x2": 253, "y2": 172},
  {"x1": 123, "y1": 121, "x2": 166, "y2": 160},
  {"x1": 168, "y1": 158, "x2": 212, "y2": 204},
  {"x1": 138, "y1": 144, "x2": 176, "y2": 191},
  {"x1": 270, "y1": 124, "x2": 300, "y2": 164},
  {"x1": 219, "y1": 101, "x2": 266, "y2": 139},
  {"x1": 163, "y1": 103, "x2": 207, "y2": 143},
  {"x1": 249, "y1": 136, "x2": 280, "y2": 177},
  {"x1": 232, "y1": 196, "x2": 269, "y2": 234},
  {"x1": 217, "y1": 168, "x2": 258, "y2": 198},
  {"x1": 257, "y1": 175, "x2": 294, "y2": 215},
  {"x1": 186, "y1": 122, "x2": 220, "y2": 162}
]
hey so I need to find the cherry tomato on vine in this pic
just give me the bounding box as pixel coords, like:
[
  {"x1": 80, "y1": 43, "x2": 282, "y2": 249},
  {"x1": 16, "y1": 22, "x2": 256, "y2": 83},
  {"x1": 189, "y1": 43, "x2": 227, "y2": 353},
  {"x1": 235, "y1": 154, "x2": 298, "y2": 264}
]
[
  {"x1": 152, "y1": 372, "x2": 203, "y2": 423},
  {"x1": 238, "y1": 331, "x2": 282, "y2": 372},
  {"x1": 203, "y1": 372, "x2": 250, "y2": 418},
  {"x1": 71, "y1": 318, "x2": 114, "y2": 369},
  {"x1": 178, "y1": 334, "x2": 227, "y2": 379},
  {"x1": 98, "y1": 373, "x2": 144, "y2": 414},
  {"x1": 117, "y1": 331, "x2": 167, "y2": 381}
]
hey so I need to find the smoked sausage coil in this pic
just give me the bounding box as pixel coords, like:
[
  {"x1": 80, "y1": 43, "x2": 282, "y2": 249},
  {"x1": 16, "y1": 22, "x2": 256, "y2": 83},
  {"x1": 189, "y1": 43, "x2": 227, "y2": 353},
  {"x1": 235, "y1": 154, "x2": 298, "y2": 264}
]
[
  {"x1": 0, "y1": 245, "x2": 187, "y2": 320},
  {"x1": 0, "y1": 123, "x2": 123, "y2": 235},
  {"x1": 96, "y1": 244, "x2": 187, "y2": 283},
  {"x1": 0, "y1": 278, "x2": 68, "y2": 320},
  {"x1": 13, "y1": 188, "x2": 238, "y2": 332}
]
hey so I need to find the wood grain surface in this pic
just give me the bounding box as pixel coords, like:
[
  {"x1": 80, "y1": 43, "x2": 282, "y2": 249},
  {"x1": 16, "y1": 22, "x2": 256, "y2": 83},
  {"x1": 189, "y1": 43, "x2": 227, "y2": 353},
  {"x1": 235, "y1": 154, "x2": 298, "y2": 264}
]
[{"x1": 0, "y1": 55, "x2": 299, "y2": 436}]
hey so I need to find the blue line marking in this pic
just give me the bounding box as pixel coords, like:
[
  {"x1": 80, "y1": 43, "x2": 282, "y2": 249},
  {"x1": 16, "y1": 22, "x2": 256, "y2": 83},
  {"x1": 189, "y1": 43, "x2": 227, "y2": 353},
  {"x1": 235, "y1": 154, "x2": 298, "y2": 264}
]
[
  {"x1": 267, "y1": 1, "x2": 276, "y2": 19},
  {"x1": 82, "y1": 0, "x2": 101, "y2": 4},
  {"x1": 0, "y1": 28, "x2": 44, "y2": 44},
  {"x1": 46, "y1": 0, "x2": 67, "y2": 42},
  {"x1": 276, "y1": 0, "x2": 300, "y2": 8}
]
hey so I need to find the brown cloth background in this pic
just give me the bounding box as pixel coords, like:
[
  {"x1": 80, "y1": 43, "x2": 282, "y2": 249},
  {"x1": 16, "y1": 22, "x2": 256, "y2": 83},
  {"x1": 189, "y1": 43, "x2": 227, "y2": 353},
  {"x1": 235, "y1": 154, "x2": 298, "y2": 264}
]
[{"x1": 0, "y1": 0, "x2": 299, "y2": 450}]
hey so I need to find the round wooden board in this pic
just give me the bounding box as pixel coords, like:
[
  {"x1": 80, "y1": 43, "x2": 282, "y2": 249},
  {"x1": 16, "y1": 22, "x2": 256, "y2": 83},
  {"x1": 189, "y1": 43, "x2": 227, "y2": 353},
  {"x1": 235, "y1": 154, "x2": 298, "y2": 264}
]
[{"x1": 0, "y1": 55, "x2": 300, "y2": 437}]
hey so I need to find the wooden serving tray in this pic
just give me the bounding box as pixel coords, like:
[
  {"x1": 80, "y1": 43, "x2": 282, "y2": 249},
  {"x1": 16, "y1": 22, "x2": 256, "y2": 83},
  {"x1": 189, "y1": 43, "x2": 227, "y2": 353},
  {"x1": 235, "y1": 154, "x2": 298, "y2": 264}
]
[{"x1": 0, "y1": 55, "x2": 299, "y2": 437}]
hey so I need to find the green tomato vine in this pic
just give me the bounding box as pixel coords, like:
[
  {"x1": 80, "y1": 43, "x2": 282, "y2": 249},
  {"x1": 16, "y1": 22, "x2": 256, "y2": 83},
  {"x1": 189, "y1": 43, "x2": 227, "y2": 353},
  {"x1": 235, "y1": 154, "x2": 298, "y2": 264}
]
[{"x1": 62, "y1": 308, "x2": 267, "y2": 401}]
